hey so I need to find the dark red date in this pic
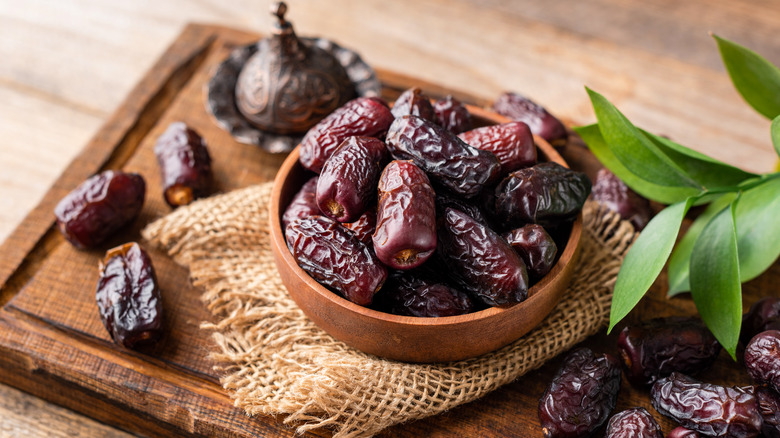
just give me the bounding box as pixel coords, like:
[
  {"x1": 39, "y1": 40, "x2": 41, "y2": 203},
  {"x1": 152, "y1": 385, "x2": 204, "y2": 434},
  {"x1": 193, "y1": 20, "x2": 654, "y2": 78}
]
[
  {"x1": 55, "y1": 170, "x2": 146, "y2": 249},
  {"x1": 343, "y1": 208, "x2": 376, "y2": 244},
  {"x1": 744, "y1": 330, "x2": 780, "y2": 392},
  {"x1": 282, "y1": 176, "x2": 320, "y2": 230},
  {"x1": 605, "y1": 408, "x2": 663, "y2": 438},
  {"x1": 391, "y1": 87, "x2": 435, "y2": 122},
  {"x1": 741, "y1": 297, "x2": 780, "y2": 346},
  {"x1": 96, "y1": 242, "x2": 163, "y2": 349},
  {"x1": 538, "y1": 348, "x2": 621, "y2": 438},
  {"x1": 286, "y1": 216, "x2": 387, "y2": 306},
  {"x1": 502, "y1": 224, "x2": 557, "y2": 281},
  {"x1": 458, "y1": 122, "x2": 536, "y2": 174},
  {"x1": 316, "y1": 136, "x2": 387, "y2": 222},
  {"x1": 651, "y1": 373, "x2": 763, "y2": 438},
  {"x1": 438, "y1": 208, "x2": 528, "y2": 306},
  {"x1": 373, "y1": 160, "x2": 437, "y2": 270},
  {"x1": 434, "y1": 95, "x2": 472, "y2": 134},
  {"x1": 385, "y1": 115, "x2": 501, "y2": 198},
  {"x1": 153, "y1": 121, "x2": 212, "y2": 207},
  {"x1": 617, "y1": 316, "x2": 722, "y2": 386},
  {"x1": 667, "y1": 426, "x2": 701, "y2": 438},
  {"x1": 591, "y1": 168, "x2": 652, "y2": 230},
  {"x1": 435, "y1": 191, "x2": 489, "y2": 227},
  {"x1": 757, "y1": 386, "x2": 780, "y2": 438},
  {"x1": 492, "y1": 91, "x2": 568, "y2": 148},
  {"x1": 374, "y1": 272, "x2": 473, "y2": 317},
  {"x1": 299, "y1": 97, "x2": 394, "y2": 173}
]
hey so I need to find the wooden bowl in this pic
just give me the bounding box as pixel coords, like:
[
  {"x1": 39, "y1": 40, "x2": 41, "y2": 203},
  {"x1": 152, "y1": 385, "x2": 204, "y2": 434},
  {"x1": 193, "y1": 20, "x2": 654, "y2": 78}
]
[{"x1": 269, "y1": 106, "x2": 583, "y2": 363}]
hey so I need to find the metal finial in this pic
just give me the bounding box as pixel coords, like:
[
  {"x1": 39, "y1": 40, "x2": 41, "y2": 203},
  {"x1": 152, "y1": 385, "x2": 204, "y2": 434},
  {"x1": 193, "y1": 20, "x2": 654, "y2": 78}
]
[{"x1": 272, "y1": 2, "x2": 288, "y2": 25}]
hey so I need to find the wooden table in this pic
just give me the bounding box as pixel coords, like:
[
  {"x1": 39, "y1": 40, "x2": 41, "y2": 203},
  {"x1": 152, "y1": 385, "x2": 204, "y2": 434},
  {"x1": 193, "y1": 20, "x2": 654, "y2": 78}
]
[{"x1": 1, "y1": 1, "x2": 778, "y2": 436}]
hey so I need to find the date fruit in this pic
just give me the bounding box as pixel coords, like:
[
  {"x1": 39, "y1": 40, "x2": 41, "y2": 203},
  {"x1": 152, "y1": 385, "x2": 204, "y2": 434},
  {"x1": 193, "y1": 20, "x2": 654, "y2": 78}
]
[
  {"x1": 667, "y1": 427, "x2": 701, "y2": 438},
  {"x1": 605, "y1": 408, "x2": 663, "y2": 438},
  {"x1": 316, "y1": 136, "x2": 387, "y2": 222},
  {"x1": 538, "y1": 348, "x2": 621, "y2": 438},
  {"x1": 757, "y1": 386, "x2": 780, "y2": 438},
  {"x1": 282, "y1": 176, "x2": 320, "y2": 230},
  {"x1": 343, "y1": 208, "x2": 376, "y2": 244},
  {"x1": 286, "y1": 215, "x2": 387, "y2": 306},
  {"x1": 391, "y1": 87, "x2": 436, "y2": 122},
  {"x1": 591, "y1": 168, "x2": 652, "y2": 230},
  {"x1": 375, "y1": 272, "x2": 473, "y2": 317},
  {"x1": 55, "y1": 170, "x2": 146, "y2": 249},
  {"x1": 434, "y1": 95, "x2": 472, "y2": 134},
  {"x1": 373, "y1": 160, "x2": 437, "y2": 270},
  {"x1": 435, "y1": 191, "x2": 489, "y2": 226},
  {"x1": 744, "y1": 330, "x2": 780, "y2": 392},
  {"x1": 492, "y1": 91, "x2": 568, "y2": 148},
  {"x1": 502, "y1": 224, "x2": 557, "y2": 280},
  {"x1": 438, "y1": 208, "x2": 528, "y2": 306},
  {"x1": 458, "y1": 121, "x2": 536, "y2": 174},
  {"x1": 153, "y1": 121, "x2": 212, "y2": 207},
  {"x1": 299, "y1": 97, "x2": 394, "y2": 173},
  {"x1": 741, "y1": 297, "x2": 780, "y2": 346},
  {"x1": 651, "y1": 372, "x2": 763, "y2": 438},
  {"x1": 96, "y1": 242, "x2": 163, "y2": 349},
  {"x1": 386, "y1": 115, "x2": 501, "y2": 198},
  {"x1": 492, "y1": 162, "x2": 591, "y2": 228},
  {"x1": 617, "y1": 316, "x2": 722, "y2": 386}
]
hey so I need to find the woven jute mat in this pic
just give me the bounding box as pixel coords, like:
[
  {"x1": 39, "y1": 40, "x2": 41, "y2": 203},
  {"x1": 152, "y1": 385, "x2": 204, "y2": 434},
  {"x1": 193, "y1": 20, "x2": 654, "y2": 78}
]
[{"x1": 142, "y1": 182, "x2": 637, "y2": 438}]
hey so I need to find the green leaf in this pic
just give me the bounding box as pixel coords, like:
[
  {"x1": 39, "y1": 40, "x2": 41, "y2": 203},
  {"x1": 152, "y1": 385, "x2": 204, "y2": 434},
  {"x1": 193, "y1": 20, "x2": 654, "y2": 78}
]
[
  {"x1": 772, "y1": 116, "x2": 780, "y2": 158},
  {"x1": 667, "y1": 193, "x2": 736, "y2": 296},
  {"x1": 690, "y1": 197, "x2": 742, "y2": 360},
  {"x1": 586, "y1": 88, "x2": 704, "y2": 190},
  {"x1": 608, "y1": 198, "x2": 696, "y2": 333},
  {"x1": 735, "y1": 176, "x2": 780, "y2": 281},
  {"x1": 643, "y1": 131, "x2": 758, "y2": 189},
  {"x1": 714, "y1": 34, "x2": 780, "y2": 120},
  {"x1": 574, "y1": 124, "x2": 700, "y2": 204}
]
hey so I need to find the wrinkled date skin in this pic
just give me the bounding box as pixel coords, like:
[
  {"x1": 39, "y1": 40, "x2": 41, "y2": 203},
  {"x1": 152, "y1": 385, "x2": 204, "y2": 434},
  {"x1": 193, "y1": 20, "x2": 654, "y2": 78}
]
[
  {"x1": 391, "y1": 87, "x2": 436, "y2": 122},
  {"x1": 492, "y1": 162, "x2": 591, "y2": 228},
  {"x1": 458, "y1": 121, "x2": 537, "y2": 175},
  {"x1": 438, "y1": 208, "x2": 528, "y2": 306},
  {"x1": 491, "y1": 91, "x2": 568, "y2": 148},
  {"x1": 605, "y1": 408, "x2": 663, "y2": 438},
  {"x1": 502, "y1": 224, "x2": 557, "y2": 280},
  {"x1": 54, "y1": 170, "x2": 146, "y2": 249},
  {"x1": 386, "y1": 115, "x2": 501, "y2": 198},
  {"x1": 538, "y1": 348, "x2": 621, "y2": 438},
  {"x1": 591, "y1": 168, "x2": 652, "y2": 231},
  {"x1": 651, "y1": 373, "x2": 763, "y2": 438},
  {"x1": 434, "y1": 95, "x2": 472, "y2": 134},
  {"x1": 286, "y1": 216, "x2": 387, "y2": 306},
  {"x1": 299, "y1": 97, "x2": 394, "y2": 173},
  {"x1": 744, "y1": 330, "x2": 780, "y2": 392},
  {"x1": 316, "y1": 136, "x2": 388, "y2": 222},
  {"x1": 373, "y1": 160, "x2": 437, "y2": 270},
  {"x1": 435, "y1": 191, "x2": 490, "y2": 227},
  {"x1": 667, "y1": 426, "x2": 701, "y2": 438},
  {"x1": 617, "y1": 316, "x2": 722, "y2": 386},
  {"x1": 96, "y1": 242, "x2": 163, "y2": 349},
  {"x1": 757, "y1": 386, "x2": 780, "y2": 438},
  {"x1": 153, "y1": 121, "x2": 212, "y2": 207},
  {"x1": 374, "y1": 272, "x2": 473, "y2": 317},
  {"x1": 741, "y1": 297, "x2": 780, "y2": 346},
  {"x1": 343, "y1": 208, "x2": 376, "y2": 244},
  {"x1": 282, "y1": 176, "x2": 320, "y2": 230}
]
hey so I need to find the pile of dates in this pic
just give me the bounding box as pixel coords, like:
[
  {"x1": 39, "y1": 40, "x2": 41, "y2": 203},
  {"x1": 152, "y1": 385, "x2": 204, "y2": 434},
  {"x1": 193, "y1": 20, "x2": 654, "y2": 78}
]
[
  {"x1": 538, "y1": 305, "x2": 780, "y2": 437},
  {"x1": 283, "y1": 88, "x2": 591, "y2": 316}
]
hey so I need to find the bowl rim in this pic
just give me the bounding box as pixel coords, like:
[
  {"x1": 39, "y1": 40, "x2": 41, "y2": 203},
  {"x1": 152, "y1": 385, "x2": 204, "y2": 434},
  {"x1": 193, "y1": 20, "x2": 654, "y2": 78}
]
[{"x1": 269, "y1": 104, "x2": 583, "y2": 328}]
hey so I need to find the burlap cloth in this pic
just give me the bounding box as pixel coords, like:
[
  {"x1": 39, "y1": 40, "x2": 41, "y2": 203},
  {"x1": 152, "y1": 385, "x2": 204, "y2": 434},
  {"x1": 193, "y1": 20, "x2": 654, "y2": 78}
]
[{"x1": 141, "y1": 182, "x2": 637, "y2": 438}]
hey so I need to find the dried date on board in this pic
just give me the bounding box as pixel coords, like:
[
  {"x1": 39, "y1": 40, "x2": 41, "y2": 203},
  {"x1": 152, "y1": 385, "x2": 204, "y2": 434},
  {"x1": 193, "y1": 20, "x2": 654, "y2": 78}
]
[
  {"x1": 492, "y1": 91, "x2": 568, "y2": 148},
  {"x1": 287, "y1": 215, "x2": 387, "y2": 306},
  {"x1": 96, "y1": 242, "x2": 164, "y2": 349},
  {"x1": 458, "y1": 121, "x2": 536, "y2": 174},
  {"x1": 54, "y1": 170, "x2": 146, "y2": 249},
  {"x1": 154, "y1": 121, "x2": 212, "y2": 207}
]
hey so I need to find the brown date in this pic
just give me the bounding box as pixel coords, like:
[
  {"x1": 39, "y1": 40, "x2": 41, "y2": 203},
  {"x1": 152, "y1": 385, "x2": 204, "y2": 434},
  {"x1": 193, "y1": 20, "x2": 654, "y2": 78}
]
[
  {"x1": 153, "y1": 121, "x2": 212, "y2": 207},
  {"x1": 651, "y1": 373, "x2": 763, "y2": 438},
  {"x1": 373, "y1": 160, "x2": 437, "y2": 270},
  {"x1": 437, "y1": 207, "x2": 528, "y2": 306},
  {"x1": 492, "y1": 162, "x2": 591, "y2": 228},
  {"x1": 54, "y1": 170, "x2": 146, "y2": 249},
  {"x1": 385, "y1": 115, "x2": 501, "y2": 198},
  {"x1": 282, "y1": 176, "x2": 319, "y2": 230},
  {"x1": 458, "y1": 121, "x2": 536, "y2": 175},
  {"x1": 286, "y1": 215, "x2": 387, "y2": 306},
  {"x1": 502, "y1": 224, "x2": 557, "y2": 280},
  {"x1": 605, "y1": 408, "x2": 663, "y2": 438},
  {"x1": 316, "y1": 136, "x2": 387, "y2": 222},
  {"x1": 299, "y1": 97, "x2": 394, "y2": 173},
  {"x1": 741, "y1": 297, "x2": 780, "y2": 346},
  {"x1": 374, "y1": 272, "x2": 473, "y2": 317},
  {"x1": 491, "y1": 91, "x2": 568, "y2": 148},
  {"x1": 391, "y1": 87, "x2": 436, "y2": 122},
  {"x1": 591, "y1": 168, "x2": 652, "y2": 231},
  {"x1": 756, "y1": 386, "x2": 780, "y2": 438},
  {"x1": 744, "y1": 330, "x2": 780, "y2": 393},
  {"x1": 96, "y1": 242, "x2": 163, "y2": 349},
  {"x1": 433, "y1": 95, "x2": 472, "y2": 134}
]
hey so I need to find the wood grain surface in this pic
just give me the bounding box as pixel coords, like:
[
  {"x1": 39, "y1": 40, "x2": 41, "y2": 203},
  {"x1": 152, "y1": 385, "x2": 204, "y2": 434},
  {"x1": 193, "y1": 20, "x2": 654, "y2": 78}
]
[{"x1": 1, "y1": 1, "x2": 779, "y2": 436}]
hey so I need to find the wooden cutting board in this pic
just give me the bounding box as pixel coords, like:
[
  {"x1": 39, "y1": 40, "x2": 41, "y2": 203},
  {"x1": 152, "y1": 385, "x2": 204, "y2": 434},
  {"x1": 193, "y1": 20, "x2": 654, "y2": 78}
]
[{"x1": 0, "y1": 23, "x2": 776, "y2": 437}]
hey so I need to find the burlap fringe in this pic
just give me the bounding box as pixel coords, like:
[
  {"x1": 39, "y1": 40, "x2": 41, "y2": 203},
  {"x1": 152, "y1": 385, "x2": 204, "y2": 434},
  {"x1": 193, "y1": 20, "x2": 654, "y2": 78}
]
[{"x1": 142, "y1": 183, "x2": 638, "y2": 438}]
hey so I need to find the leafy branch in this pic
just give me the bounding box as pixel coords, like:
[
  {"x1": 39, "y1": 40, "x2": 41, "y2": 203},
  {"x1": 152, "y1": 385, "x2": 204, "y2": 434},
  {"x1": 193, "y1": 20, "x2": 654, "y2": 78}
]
[{"x1": 575, "y1": 35, "x2": 780, "y2": 359}]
